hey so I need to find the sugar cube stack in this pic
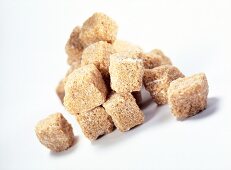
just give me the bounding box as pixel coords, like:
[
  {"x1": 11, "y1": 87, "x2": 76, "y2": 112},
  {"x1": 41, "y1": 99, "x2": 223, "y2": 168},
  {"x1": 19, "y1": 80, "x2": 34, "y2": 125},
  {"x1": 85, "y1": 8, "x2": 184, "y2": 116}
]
[{"x1": 35, "y1": 12, "x2": 209, "y2": 152}]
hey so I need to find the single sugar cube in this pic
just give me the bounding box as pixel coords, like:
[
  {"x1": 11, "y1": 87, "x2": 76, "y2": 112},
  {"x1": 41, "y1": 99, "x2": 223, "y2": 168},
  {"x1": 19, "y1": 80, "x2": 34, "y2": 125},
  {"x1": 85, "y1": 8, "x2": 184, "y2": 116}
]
[
  {"x1": 76, "y1": 106, "x2": 114, "y2": 140},
  {"x1": 139, "y1": 52, "x2": 161, "y2": 69},
  {"x1": 103, "y1": 93, "x2": 144, "y2": 132},
  {"x1": 79, "y1": 12, "x2": 118, "y2": 47},
  {"x1": 149, "y1": 49, "x2": 172, "y2": 65},
  {"x1": 109, "y1": 54, "x2": 144, "y2": 93},
  {"x1": 64, "y1": 64, "x2": 107, "y2": 114},
  {"x1": 81, "y1": 41, "x2": 115, "y2": 78},
  {"x1": 35, "y1": 113, "x2": 74, "y2": 152},
  {"x1": 167, "y1": 73, "x2": 209, "y2": 120},
  {"x1": 65, "y1": 26, "x2": 84, "y2": 66},
  {"x1": 56, "y1": 63, "x2": 80, "y2": 103},
  {"x1": 143, "y1": 65, "x2": 184, "y2": 105}
]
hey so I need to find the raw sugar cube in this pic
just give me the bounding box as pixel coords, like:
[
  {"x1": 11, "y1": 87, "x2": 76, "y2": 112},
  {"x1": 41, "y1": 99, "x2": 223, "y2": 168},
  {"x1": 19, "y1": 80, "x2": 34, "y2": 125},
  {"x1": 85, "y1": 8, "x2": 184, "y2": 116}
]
[
  {"x1": 79, "y1": 12, "x2": 118, "y2": 47},
  {"x1": 76, "y1": 106, "x2": 114, "y2": 140},
  {"x1": 81, "y1": 41, "x2": 115, "y2": 78},
  {"x1": 149, "y1": 49, "x2": 172, "y2": 65},
  {"x1": 64, "y1": 64, "x2": 107, "y2": 114},
  {"x1": 167, "y1": 73, "x2": 209, "y2": 119},
  {"x1": 109, "y1": 54, "x2": 144, "y2": 93},
  {"x1": 103, "y1": 93, "x2": 144, "y2": 132},
  {"x1": 139, "y1": 52, "x2": 161, "y2": 69},
  {"x1": 35, "y1": 113, "x2": 74, "y2": 152}
]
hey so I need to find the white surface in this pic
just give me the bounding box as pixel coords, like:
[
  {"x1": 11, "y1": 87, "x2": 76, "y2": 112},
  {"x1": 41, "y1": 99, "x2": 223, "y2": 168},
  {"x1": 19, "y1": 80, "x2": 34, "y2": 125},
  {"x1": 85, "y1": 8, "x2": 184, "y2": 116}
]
[{"x1": 0, "y1": 0, "x2": 231, "y2": 170}]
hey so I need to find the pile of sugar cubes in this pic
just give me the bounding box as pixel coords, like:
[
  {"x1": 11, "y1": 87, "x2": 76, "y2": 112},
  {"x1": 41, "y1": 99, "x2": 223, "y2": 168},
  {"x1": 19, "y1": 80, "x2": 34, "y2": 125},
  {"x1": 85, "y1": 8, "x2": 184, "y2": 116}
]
[{"x1": 35, "y1": 12, "x2": 209, "y2": 152}]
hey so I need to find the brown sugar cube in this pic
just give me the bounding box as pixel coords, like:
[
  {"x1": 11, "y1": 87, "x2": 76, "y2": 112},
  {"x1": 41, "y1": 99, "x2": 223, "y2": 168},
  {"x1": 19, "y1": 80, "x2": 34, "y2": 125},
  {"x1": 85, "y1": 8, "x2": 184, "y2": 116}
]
[
  {"x1": 79, "y1": 12, "x2": 118, "y2": 47},
  {"x1": 109, "y1": 54, "x2": 144, "y2": 93},
  {"x1": 149, "y1": 49, "x2": 172, "y2": 65},
  {"x1": 81, "y1": 41, "x2": 116, "y2": 78},
  {"x1": 56, "y1": 63, "x2": 80, "y2": 103},
  {"x1": 132, "y1": 91, "x2": 142, "y2": 105},
  {"x1": 167, "y1": 73, "x2": 209, "y2": 120},
  {"x1": 139, "y1": 49, "x2": 172, "y2": 69},
  {"x1": 65, "y1": 26, "x2": 84, "y2": 66},
  {"x1": 103, "y1": 93, "x2": 144, "y2": 132},
  {"x1": 139, "y1": 52, "x2": 161, "y2": 69},
  {"x1": 35, "y1": 113, "x2": 74, "y2": 152},
  {"x1": 76, "y1": 106, "x2": 114, "y2": 140},
  {"x1": 112, "y1": 40, "x2": 143, "y2": 54},
  {"x1": 64, "y1": 64, "x2": 107, "y2": 114},
  {"x1": 143, "y1": 65, "x2": 184, "y2": 105}
]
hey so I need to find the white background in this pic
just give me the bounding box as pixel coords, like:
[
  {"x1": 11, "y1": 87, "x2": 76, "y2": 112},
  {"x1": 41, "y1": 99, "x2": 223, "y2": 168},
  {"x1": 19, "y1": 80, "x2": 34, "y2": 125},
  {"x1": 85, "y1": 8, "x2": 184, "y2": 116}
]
[{"x1": 0, "y1": 0, "x2": 231, "y2": 170}]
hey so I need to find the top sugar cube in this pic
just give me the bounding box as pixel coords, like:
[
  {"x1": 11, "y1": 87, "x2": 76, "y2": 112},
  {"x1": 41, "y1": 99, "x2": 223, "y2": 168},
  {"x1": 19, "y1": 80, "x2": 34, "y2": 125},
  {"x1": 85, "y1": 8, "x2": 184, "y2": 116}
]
[
  {"x1": 81, "y1": 41, "x2": 115, "y2": 78},
  {"x1": 79, "y1": 12, "x2": 118, "y2": 47},
  {"x1": 109, "y1": 54, "x2": 144, "y2": 93}
]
